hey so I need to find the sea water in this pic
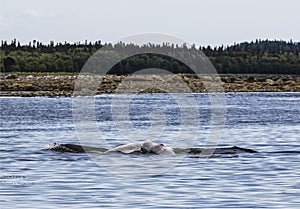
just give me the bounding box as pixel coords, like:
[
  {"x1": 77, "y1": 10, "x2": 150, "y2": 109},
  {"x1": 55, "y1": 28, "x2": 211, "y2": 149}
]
[{"x1": 0, "y1": 92, "x2": 299, "y2": 208}]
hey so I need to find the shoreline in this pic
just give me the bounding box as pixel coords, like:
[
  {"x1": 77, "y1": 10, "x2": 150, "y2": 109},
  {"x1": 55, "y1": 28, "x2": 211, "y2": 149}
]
[{"x1": 1, "y1": 74, "x2": 299, "y2": 97}]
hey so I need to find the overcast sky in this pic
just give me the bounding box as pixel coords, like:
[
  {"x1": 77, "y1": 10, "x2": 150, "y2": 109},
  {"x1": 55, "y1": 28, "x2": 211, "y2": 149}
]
[{"x1": 0, "y1": 0, "x2": 299, "y2": 46}]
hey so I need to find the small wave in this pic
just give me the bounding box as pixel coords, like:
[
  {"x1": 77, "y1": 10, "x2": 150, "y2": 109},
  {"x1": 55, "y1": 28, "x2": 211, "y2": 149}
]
[
  {"x1": 267, "y1": 150, "x2": 300, "y2": 154},
  {"x1": 0, "y1": 175, "x2": 26, "y2": 179}
]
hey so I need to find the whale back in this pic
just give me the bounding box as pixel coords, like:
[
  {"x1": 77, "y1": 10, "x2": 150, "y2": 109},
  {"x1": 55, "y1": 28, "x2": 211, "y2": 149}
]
[
  {"x1": 142, "y1": 140, "x2": 175, "y2": 155},
  {"x1": 45, "y1": 143, "x2": 107, "y2": 153},
  {"x1": 141, "y1": 140, "x2": 155, "y2": 153},
  {"x1": 105, "y1": 142, "x2": 142, "y2": 154},
  {"x1": 151, "y1": 144, "x2": 175, "y2": 155}
]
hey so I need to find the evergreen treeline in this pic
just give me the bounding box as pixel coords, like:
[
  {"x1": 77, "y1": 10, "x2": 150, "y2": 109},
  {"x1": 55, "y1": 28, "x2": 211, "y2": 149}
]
[{"x1": 0, "y1": 39, "x2": 299, "y2": 74}]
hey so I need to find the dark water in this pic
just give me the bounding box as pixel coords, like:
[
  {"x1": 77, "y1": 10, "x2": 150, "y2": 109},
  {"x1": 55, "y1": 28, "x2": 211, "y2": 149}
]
[{"x1": 1, "y1": 93, "x2": 299, "y2": 208}]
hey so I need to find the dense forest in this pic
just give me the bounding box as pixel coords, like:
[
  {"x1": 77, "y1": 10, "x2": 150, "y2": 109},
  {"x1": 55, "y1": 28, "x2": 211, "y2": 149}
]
[{"x1": 0, "y1": 39, "x2": 299, "y2": 75}]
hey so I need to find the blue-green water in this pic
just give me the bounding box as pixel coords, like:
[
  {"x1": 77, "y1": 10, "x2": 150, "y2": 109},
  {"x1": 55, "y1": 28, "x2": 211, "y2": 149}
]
[{"x1": 1, "y1": 93, "x2": 299, "y2": 208}]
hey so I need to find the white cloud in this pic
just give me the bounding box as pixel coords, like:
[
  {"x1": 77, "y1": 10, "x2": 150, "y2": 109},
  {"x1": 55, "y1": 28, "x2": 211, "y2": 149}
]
[
  {"x1": 25, "y1": 9, "x2": 43, "y2": 17},
  {"x1": 18, "y1": 9, "x2": 55, "y2": 18},
  {"x1": 0, "y1": 15, "x2": 9, "y2": 27}
]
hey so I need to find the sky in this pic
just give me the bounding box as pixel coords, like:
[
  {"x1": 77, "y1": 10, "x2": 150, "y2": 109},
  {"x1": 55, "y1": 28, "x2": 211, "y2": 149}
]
[{"x1": 0, "y1": 0, "x2": 299, "y2": 47}]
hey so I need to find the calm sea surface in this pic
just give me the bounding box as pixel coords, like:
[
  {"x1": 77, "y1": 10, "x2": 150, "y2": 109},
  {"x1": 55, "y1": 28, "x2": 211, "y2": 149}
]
[{"x1": 1, "y1": 93, "x2": 299, "y2": 208}]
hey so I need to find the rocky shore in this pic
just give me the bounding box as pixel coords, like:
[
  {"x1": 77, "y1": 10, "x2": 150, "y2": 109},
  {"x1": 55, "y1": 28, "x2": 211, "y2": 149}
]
[{"x1": 0, "y1": 74, "x2": 299, "y2": 97}]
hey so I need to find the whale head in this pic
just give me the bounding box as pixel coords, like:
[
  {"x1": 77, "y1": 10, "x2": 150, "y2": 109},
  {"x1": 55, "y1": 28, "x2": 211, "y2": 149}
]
[{"x1": 142, "y1": 140, "x2": 175, "y2": 155}]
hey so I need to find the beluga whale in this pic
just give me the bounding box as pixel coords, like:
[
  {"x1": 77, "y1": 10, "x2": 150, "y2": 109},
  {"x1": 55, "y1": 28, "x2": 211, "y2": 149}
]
[
  {"x1": 46, "y1": 140, "x2": 257, "y2": 155},
  {"x1": 104, "y1": 140, "x2": 175, "y2": 155}
]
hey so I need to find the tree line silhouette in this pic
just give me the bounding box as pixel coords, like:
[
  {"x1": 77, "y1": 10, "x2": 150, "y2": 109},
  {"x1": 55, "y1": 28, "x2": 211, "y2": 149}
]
[{"x1": 1, "y1": 39, "x2": 299, "y2": 74}]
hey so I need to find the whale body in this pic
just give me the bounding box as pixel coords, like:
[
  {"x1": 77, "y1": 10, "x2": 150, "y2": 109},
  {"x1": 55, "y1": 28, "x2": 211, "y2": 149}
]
[
  {"x1": 45, "y1": 143, "x2": 107, "y2": 153},
  {"x1": 45, "y1": 141, "x2": 256, "y2": 155},
  {"x1": 104, "y1": 142, "x2": 142, "y2": 154},
  {"x1": 141, "y1": 140, "x2": 175, "y2": 155},
  {"x1": 105, "y1": 140, "x2": 175, "y2": 155}
]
